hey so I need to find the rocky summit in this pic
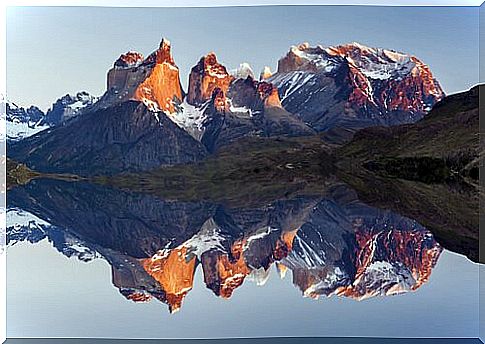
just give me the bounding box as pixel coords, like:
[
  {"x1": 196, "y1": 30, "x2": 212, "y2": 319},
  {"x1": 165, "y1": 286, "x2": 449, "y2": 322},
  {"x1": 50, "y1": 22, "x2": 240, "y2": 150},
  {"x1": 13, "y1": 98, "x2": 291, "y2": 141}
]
[{"x1": 270, "y1": 42, "x2": 444, "y2": 131}]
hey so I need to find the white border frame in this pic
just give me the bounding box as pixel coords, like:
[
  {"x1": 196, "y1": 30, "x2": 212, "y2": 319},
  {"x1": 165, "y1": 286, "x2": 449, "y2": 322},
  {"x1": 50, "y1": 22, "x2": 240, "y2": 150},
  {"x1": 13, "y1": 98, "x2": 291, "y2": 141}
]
[{"x1": 1, "y1": 1, "x2": 483, "y2": 343}]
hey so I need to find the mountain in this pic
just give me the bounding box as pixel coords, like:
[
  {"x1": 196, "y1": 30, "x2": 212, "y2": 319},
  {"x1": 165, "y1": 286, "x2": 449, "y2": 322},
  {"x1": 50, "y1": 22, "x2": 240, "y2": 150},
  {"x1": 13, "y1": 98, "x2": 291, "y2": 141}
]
[
  {"x1": 183, "y1": 52, "x2": 314, "y2": 152},
  {"x1": 8, "y1": 101, "x2": 207, "y2": 176},
  {"x1": 98, "y1": 39, "x2": 183, "y2": 114},
  {"x1": 8, "y1": 85, "x2": 478, "y2": 262},
  {"x1": 268, "y1": 42, "x2": 444, "y2": 135},
  {"x1": 6, "y1": 102, "x2": 44, "y2": 123},
  {"x1": 230, "y1": 62, "x2": 255, "y2": 80},
  {"x1": 43, "y1": 91, "x2": 98, "y2": 125},
  {"x1": 201, "y1": 74, "x2": 315, "y2": 152},
  {"x1": 187, "y1": 52, "x2": 234, "y2": 106},
  {"x1": 339, "y1": 85, "x2": 479, "y2": 183},
  {"x1": 279, "y1": 185, "x2": 442, "y2": 300},
  {"x1": 260, "y1": 66, "x2": 273, "y2": 80},
  {"x1": 5, "y1": 102, "x2": 48, "y2": 141},
  {"x1": 9, "y1": 40, "x2": 208, "y2": 176},
  {"x1": 7, "y1": 208, "x2": 99, "y2": 262}
]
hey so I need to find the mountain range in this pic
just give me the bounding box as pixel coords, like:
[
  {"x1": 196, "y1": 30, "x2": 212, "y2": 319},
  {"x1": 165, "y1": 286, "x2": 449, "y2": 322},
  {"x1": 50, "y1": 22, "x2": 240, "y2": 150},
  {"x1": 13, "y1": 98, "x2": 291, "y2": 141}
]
[
  {"x1": 7, "y1": 38, "x2": 444, "y2": 176},
  {"x1": 5, "y1": 91, "x2": 97, "y2": 141}
]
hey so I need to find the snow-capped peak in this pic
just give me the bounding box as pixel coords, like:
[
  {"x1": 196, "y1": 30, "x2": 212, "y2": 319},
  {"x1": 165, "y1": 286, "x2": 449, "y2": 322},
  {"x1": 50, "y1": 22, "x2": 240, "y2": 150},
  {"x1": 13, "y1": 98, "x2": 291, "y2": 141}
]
[
  {"x1": 5, "y1": 102, "x2": 49, "y2": 141},
  {"x1": 281, "y1": 43, "x2": 338, "y2": 73},
  {"x1": 260, "y1": 66, "x2": 273, "y2": 80},
  {"x1": 44, "y1": 91, "x2": 98, "y2": 125},
  {"x1": 230, "y1": 62, "x2": 255, "y2": 80},
  {"x1": 280, "y1": 41, "x2": 419, "y2": 81},
  {"x1": 187, "y1": 52, "x2": 233, "y2": 106},
  {"x1": 179, "y1": 218, "x2": 227, "y2": 259}
]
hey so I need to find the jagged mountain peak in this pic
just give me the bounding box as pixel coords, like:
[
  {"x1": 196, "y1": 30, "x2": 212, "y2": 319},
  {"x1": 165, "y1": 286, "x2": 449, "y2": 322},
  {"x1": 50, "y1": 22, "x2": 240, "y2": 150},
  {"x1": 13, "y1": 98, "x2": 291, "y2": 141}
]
[
  {"x1": 6, "y1": 102, "x2": 48, "y2": 141},
  {"x1": 230, "y1": 62, "x2": 255, "y2": 80},
  {"x1": 201, "y1": 52, "x2": 228, "y2": 76},
  {"x1": 6, "y1": 102, "x2": 44, "y2": 121},
  {"x1": 114, "y1": 51, "x2": 144, "y2": 69},
  {"x1": 6, "y1": 91, "x2": 99, "y2": 141},
  {"x1": 281, "y1": 41, "x2": 443, "y2": 86},
  {"x1": 10, "y1": 37, "x2": 450, "y2": 174},
  {"x1": 159, "y1": 37, "x2": 171, "y2": 50},
  {"x1": 260, "y1": 66, "x2": 273, "y2": 80},
  {"x1": 187, "y1": 52, "x2": 234, "y2": 106},
  {"x1": 270, "y1": 41, "x2": 445, "y2": 133},
  {"x1": 44, "y1": 91, "x2": 98, "y2": 126},
  {"x1": 102, "y1": 37, "x2": 183, "y2": 114},
  {"x1": 155, "y1": 37, "x2": 175, "y2": 65}
]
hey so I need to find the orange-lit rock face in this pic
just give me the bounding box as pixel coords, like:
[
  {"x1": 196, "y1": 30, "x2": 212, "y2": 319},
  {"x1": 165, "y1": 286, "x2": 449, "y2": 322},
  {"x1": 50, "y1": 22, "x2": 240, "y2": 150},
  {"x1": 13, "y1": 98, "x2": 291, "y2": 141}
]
[
  {"x1": 124, "y1": 291, "x2": 153, "y2": 303},
  {"x1": 257, "y1": 81, "x2": 283, "y2": 108},
  {"x1": 210, "y1": 241, "x2": 251, "y2": 298},
  {"x1": 156, "y1": 39, "x2": 175, "y2": 65},
  {"x1": 327, "y1": 43, "x2": 444, "y2": 113},
  {"x1": 277, "y1": 43, "x2": 324, "y2": 73},
  {"x1": 276, "y1": 262, "x2": 288, "y2": 279},
  {"x1": 133, "y1": 62, "x2": 183, "y2": 113},
  {"x1": 376, "y1": 56, "x2": 443, "y2": 113},
  {"x1": 133, "y1": 39, "x2": 183, "y2": 113},
  {"x1": 106, "y1": 38, "x2": 183, "y2": 114},
  {"x1": 276, "y1": 230, "x2": 298, "y2": 259},
  {"x1": 202, "y1": 230, "x2": 297, "y2": 298},
  {"x1": 351, "y1": 229, "x2": 441, "y2": 292},
  {"x1": 110, "y1": 222, "x2": 441, "y2": 313},
  {"x1": 277, "y1": 42, "x2": 444, "y2": 116},
  {"x1": 141, "y1": 246, "x2": 197, "y2": 313},
  {"x1": 228, "y1": 76, "x2": 283, "y2": 110},
  {"x1": 333, "y1": 228, "x2": 442, "y2": 300},
  {"x1": 347, "y1": 64, "x2": 374, "y2": 108},
  {"x1": 187, "y1": 53, "x2": 234, "y2": 106},
  {"x1": 284, "y1": 224, "x2": 441, "y2": 301},
  {"x1": 114, "y1": 51, "x2": 144, "y2": 68}
]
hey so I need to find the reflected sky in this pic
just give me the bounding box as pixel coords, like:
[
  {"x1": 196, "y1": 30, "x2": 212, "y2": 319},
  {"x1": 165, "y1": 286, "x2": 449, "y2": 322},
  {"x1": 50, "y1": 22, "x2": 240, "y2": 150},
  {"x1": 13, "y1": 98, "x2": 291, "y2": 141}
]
[{"x1": 7, "y1": 240, "x2": 479, "y2": 338}]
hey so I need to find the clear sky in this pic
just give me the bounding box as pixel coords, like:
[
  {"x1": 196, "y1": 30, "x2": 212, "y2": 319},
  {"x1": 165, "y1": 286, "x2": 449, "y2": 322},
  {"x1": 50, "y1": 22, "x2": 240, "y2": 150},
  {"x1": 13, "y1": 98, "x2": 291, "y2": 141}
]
[{"x1": 6, "y1": 5, "x2": 479, "y2": 111}]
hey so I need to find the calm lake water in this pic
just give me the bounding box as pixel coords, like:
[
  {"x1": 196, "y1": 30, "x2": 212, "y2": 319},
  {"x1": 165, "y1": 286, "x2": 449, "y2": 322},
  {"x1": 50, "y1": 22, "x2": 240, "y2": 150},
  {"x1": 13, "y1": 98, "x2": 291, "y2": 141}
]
[{"x1": 5, "y1": 179, "x2": 481, "y2": 339}]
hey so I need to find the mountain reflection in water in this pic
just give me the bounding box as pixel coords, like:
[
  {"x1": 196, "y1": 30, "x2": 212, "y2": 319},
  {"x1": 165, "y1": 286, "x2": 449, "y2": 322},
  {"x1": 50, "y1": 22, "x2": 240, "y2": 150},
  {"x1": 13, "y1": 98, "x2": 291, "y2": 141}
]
[{"x1": 6, "y1": 178, "x2": 446, "y2": 314}]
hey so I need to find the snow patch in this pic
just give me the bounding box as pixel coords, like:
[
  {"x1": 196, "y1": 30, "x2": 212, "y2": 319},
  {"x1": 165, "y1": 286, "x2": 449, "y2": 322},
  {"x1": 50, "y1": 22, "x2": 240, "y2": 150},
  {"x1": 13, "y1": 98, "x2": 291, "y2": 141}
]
[
  {"x1": 269, "y1": 71, "x2": 315, "y2": 102},
  {"x1": 168, "y1": 99, "x2": 208, "y2": 140},
  {"x1": 6, "y1": 121, "x2": 50, "y2": 141},
  {"x1": 228, "y1": 98, "x2": 253, "y2": 117},
  {"x1": 243, "y1": 226, "x2": 278, "y2": 251},
  {"x1": 7, "y1": 208, "x2": 50, "y2": 229},
  {"x1": 181, "y1": 218, "x2": 226, "y2": 259},
  {"x1": 291, "y1": 44, "x2": 337, "y2": 72}
]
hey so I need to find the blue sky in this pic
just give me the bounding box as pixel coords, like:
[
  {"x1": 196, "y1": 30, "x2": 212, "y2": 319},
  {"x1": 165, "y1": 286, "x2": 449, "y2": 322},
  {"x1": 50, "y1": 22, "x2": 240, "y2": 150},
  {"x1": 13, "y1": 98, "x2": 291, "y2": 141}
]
[{"x1": 6, "y1": 5, "x2": 479, "y2": 110}]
